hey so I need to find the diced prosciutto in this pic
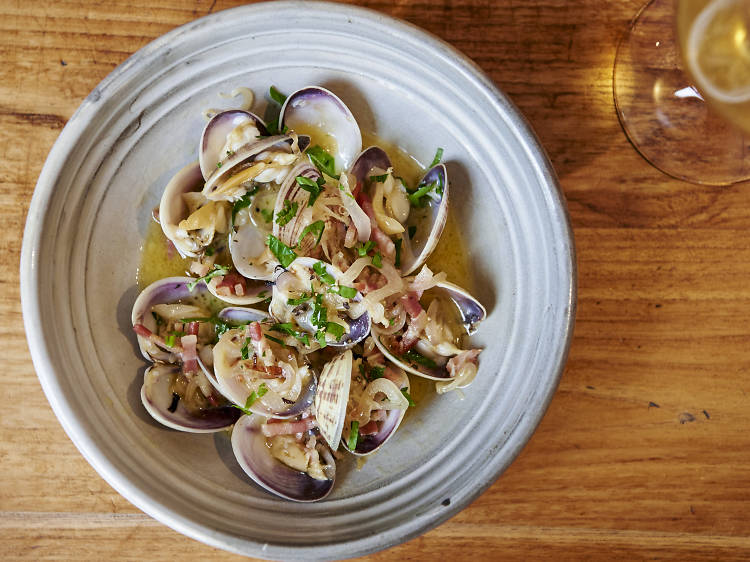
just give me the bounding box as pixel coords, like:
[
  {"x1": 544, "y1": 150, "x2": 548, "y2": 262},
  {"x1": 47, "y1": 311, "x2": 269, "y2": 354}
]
[
  {"x1": 180, "y1": 334, "x2": 198, "y2": 374},
  {"x1": 248, "y1": 322, "x2": 263, "y2": 342},
  {"x1": 261, "y1": 417, "x2": 317, "y2": 437},
  {"x1": 356, "y1": 192, "x2": 395, "y2": 258},
  {"x1": 216, "y1": 271, "x2": 247, "y2": 294},
  {"x1": 359, "y1": 420, "x2": 380, "y2": 435},
  {"x1": 132, "y1": 323, "x2": 182, "y2": 352},
  {"x1": 400, "y1": 292, "x2": 423, "y2": 318},
  {"x1": 186, "y1": 322, "x2": 199, "y2": 336}
]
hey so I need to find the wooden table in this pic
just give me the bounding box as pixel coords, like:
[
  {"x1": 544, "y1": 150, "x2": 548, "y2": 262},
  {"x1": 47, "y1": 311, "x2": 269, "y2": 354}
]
[{"x1": 5, "y1": 0, "x2": 750, "y2": 559}]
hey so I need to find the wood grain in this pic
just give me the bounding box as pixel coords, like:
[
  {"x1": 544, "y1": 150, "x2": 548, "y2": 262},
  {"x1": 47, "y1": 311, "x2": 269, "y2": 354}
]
[{"x1": 4, "y1": 0, "x2": 750, "y2": 559}]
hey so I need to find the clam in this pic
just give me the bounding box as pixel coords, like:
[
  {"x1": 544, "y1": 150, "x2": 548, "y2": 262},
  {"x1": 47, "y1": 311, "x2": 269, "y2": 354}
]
[
  {"x1": 159, "y1": 161, "x2": 228, "y2": 258},
  {"x1": 131, "y1": 276, "x2": 214, "y2": 363},
  {"x1": 211, "y1": 323, "x2": 317, "y2": 418},
  {"x1": 271, "y1": 160, "x2": 324, "y2": 256},
  {"x1": 203, "y1": 266, "x2": 273, "y2": 305},
  {"x1": 141, "y1": 363, "x2": 240, "y2": 433},
  {"x1": 342, "y1": 364, "x2": 410, "y2": 456},
  {"x1": 199, "y1": 110, "x2": 269, "y2": 180},
  {"x1": 280, "y1": 86, "x2": 362, "y2": 174},
  {"x1": 231, "y1": 413, "x2": 335, "y2": 502},
  {"x1": 270, "y1": 257, "x2": 371, "y2": 347},
  {"x1": 372, "y1": 281, "x2": 486, "y2": 380},
  {"x1": 313, "y1": 350, "x2": 352, "y2": 450},
  {"x1": 349, "y1": 149, "x2": 449, "y2": 275}
]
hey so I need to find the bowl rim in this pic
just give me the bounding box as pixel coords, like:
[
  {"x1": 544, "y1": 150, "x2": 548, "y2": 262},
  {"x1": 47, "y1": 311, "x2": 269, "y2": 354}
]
[{"x1": 20, "y1": 1, "x2": 577, "y2": 559}]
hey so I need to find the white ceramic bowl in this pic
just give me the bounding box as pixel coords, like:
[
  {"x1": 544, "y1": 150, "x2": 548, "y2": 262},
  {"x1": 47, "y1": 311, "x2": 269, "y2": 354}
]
[{"x1": 21, "y1": 2, "x2": 575, "y2": 560}]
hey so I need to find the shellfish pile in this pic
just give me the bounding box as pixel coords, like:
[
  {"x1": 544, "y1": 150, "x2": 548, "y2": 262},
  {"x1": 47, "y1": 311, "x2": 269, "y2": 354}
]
[{"x1": 131, "y1": 86, "x2": 487, "y2": 501}]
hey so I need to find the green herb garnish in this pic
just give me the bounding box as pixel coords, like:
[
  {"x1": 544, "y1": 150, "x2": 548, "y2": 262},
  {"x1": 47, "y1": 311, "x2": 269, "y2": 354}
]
[
  {"x1": 326, "y1": 322, "x2": 345, "y2": 341},
  {"x1": 403, "y1": 349, "x2": 437, "y2": 369},
  {"x1": 267, "y1": 234, "x2": 297, "y2": 268},
  {"x1": 232, "y1": 188, "x2": 258, "y2": 224},
  {"x1": 401, "y1": 389, "x2": 416, "y2": 407},
  {"x1": 164, "y1": 333, "x2": 176, "y2": 347},
  {"x1": 332, "y1": 285, "x2": 357, "y2": 299},
  {"x1": 232, "y1": 383, "x2": 269, "y2": 415},
  {"x1": 241, "y1": 338, "x2": 250, "y2": 360},
  {"x1": 187, "y1": 264, "x2": 230, "y2": 291},
  {"x1": 368, "y1": 366, "x2": 385, "y2": 381},
  {"x1": 216, "y1": 161, "x2": 222, "y2": 169},
  {"x1": 369, "y1": 173, "x2": 389, "y2": 183},
  {"x1": 311, "y1": 294, "x2": 327, "y2": 329},
  {"x1": 297, "y1": 220, "x2": 325, "y2": 248},
  {"x1": 287, "y1": 292, "x2": 312, "y2": 306},
  {"x1": 313, "y1": 261, "x2": 335, "y2": 285},
  {"x1": 266, "y1": 117, "x2": 280, "y2": 135},
  {"x1": 394, "y1": 238, "x2": 402, "y2": 268},
  {"x1": 371, "y1": 252, "x2": 382, "y2": 268},
  {"x1": 270, "y1": 323, "x2": 310, "y2": 346},
  {"x1": 204, "y1": 246, "x2": 214, "y2": 257},
  {"x1": 260, "y1": 208, "x2": 274, "y2": 223},
  {"x1": 264, "y1": 334, "x2": 286, "y2": 345},
  {"x1": 275, "y1": 200, "x2": 298, "y2": 226},
  {"x1": 429, "y1": 147, "x2": 444, "y2": 168},
  {"x1": 356, "y1": 240, "x2": 375, "y2": 257},
  {"x1": 295, "y1": 175, "x2": 325, "y2": 207},
  {"x1": 307, "y1": 145, "x2": 339, "y2": 178},
  {"x1": 408, "y1": 180, "x2": 438, "y2": 208},
  {"x1": 269, "y1": 85, "x2": 287, "y2": 104},
  {"x1": 347, "y1": 421, "x2": 359, "y2": 450}
]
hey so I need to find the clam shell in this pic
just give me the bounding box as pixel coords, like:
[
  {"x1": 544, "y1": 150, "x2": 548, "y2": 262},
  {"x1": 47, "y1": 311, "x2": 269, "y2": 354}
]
[
  {"x1": 158, "y1": 161, "x2": 205, "y2": 258},
  {"x1": 400, "y1": 163, "x2": 449, "y2": 276},
  {"x1": 231, "y1": 414, "x2": 335, "y2": 502},
  {"x1": 343, "y1": 366, "x2": 410, "y2": 456},
  {"x1": 200, "y1": 110, "x2": 268, "y2": 180},
  {"x1": 314, "y1": 350, "x2": 352, "y2": 450},
  {"x1": 141, "y1": 364, "x2": 240, "y2": 433},
  {"x1": 271, "y1": 160, "x2": 323, "y2": 255},
  {"x1": 371, "y1": 281, "x2": 485, "y2": 380},
  {"x1": 229, "y1": 219, "x2": 277, "y2": 281},
  {"x1": 131, "y1": 276, "x2": 210, "y2": 363},
  {"x1": 280, "y1": 86, "x2": 362, "y2": 173},
  {"x1": 350, "y1": 146, "x2": 392, "y2": 187}
]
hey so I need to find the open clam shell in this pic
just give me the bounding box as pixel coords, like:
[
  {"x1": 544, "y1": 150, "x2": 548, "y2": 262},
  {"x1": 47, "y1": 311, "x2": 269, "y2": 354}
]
[
  {"x1": 270, "y1": 257, "x2": 371, "y2": 347},
  {"x1": 200, "y1": 110, "x2": 268, "y2": 180},
  {"x1": 229, "y1": 221, "x2": 277, "y2": 281},
  {"x1": 342, "y1": 366, "x2": 410, "y2": 456},
  {"x1": 203, "y1": 267, "x2": 272, "y2": 305},
  {"x1": 231, "y1": 414, "x2": 335, "y2": 502},
  {"x1": 131, "y1": 276, "x2": 211, "y2": 363},
  {"x1": 280, "y1": 86, "x2": 362, "y2": 174},
  {"x1": 212, "y1": 324, "x2": 317, "y2": 418},
  {"x1": 271, "y1": 160, "x2": 323, "y2": 255},
  {"x1": 314, "y1": 350, "x2": 352, "y2": 450},
  {"x1": 372, "y1": 281, "x2": 486, "y2": 380},
  {"x1": 350, "y1": 146, "x2": 392, "y2": 187},
  {"x1": 141, "y1": 364, "x2": 240, "y2": 433},
  {"x1": 400, "y1": 163, "x2": 449, "y2": 276},
  {"x1": 158, "y1": 161, "x2": 206, "y2": 258}
]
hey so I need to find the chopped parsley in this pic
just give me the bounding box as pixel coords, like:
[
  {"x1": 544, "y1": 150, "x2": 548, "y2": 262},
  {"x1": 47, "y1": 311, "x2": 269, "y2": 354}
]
[
  {"x1": 307, "y1": 145, "x2": 339, "y2": 178},
  {"x1": 368, "y1": 365, "x2": 385, "y2": 381},
  {"x1": 270, "y1": 323, "x2": 310, "y2": 346},
  {"x1": 356, "y1": 240, "x2": 375, "y2": 257},
  {"x1": 297, "y1": 220, "x2": 325, "y2": 248},
  {"x1": 187, "y1": 264, "x2": 230, "y2": 291},
  {"x1": 408, "y1": 180, "x2": 438, "y2": 208},
  {"x1": 275, "y1": 200, "x2": 298, "y2": 226},
  {"x1": 287, "y1": 292, "x2": 312, "y2": 306},
  {"x1": 369, "y1": 173, "x2": 389, "y2": 183},
  {"x1": 269, "y1": 85, "x2": 287, "y2": 104},
  {"x1": 326, "y1": 322, "x2": 345, "y2": 341},
  {"x1": 164, "y1": 333, "x2": 177, "y2": 347},
  {"x1": 232, "y1": 188, "x2": 259, "y2": 224},
  {"x1": 394, "y1": 238, "x2": 402, "y2": 268},
  {"x1": 259, "y1": 208, "x2": 274, "y2": 223},
  {"x1": 295, "y1": 175, "x2": 325, "y2": 207},
  {"x1": 264, "y1": 334, "x2": 285, "y2": 345},
  {"x1": 232, "y1": 383, "x2": 269, "y2": 415},
  {"x1": 331, "y1": 285, "x2": 357, "y2": 299},
  {"x1": 347, "y1": 421, "x2": 359, "y2": 450},
  {"x1": 429, "y1": 147, "x2": 444, "y2": 168},
  {"x1": 371, "y1": 251, "x2": 382, "y2": 268},
  {"x1": 313, "y1": 261, "x2": 335, "y2": 285},
  {"x1": 265, "y1": 117, "x2": 280, "y2": 135},
  {"x1": 267, "y1": 234, "x2": 297, "y2": 268},
  {"x1": 403, "y1": 349, "x2": 437, "y2": 369},
  {"x1": 240, "y1": 338, "x2": 251, "y2": 360},
  {"x1": 401, "y1": 389, "x2": 416, "y2": 407},
  {"x1": 204, "y1": 246, "x2": 214, "y2": 257},
  {"x1": 216, "y1": 161, "x2": 222, "y2": 169}
]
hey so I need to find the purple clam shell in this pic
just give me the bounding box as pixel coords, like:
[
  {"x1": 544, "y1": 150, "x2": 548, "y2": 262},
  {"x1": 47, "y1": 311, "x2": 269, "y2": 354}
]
[
  {"x1": 200, "y1": 110, "x2": 268, "y2": 180},
  {"x1": 217, "y1": 306, "x2": 269, "y2": 324},
  {"x1": 231, "y1": 414, "x2": 335, "y2": 502},
  {"x1": 141, "y1": 364, "x2": 240, "y2": 433},
  {"x1": 349, "y1": 146, "x2": 392, "y2": 186},
  {"x1": 352, "y1": 408, "x2": 404, "y2": 454}
]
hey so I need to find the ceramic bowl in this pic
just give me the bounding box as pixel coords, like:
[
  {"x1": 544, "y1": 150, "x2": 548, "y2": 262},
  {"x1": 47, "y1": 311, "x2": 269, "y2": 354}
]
[{"x1": 20, "y1": 2, "x2": 575, "y2": 560}]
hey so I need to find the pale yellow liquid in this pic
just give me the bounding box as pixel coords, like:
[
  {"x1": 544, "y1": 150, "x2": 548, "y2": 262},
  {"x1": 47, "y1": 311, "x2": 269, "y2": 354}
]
[{"x1": 677, "y1": 0, "x2": 750, "y2": 133}]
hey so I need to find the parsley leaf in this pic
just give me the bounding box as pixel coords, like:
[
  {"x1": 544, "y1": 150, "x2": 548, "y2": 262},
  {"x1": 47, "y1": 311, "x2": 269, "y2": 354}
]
[
  {"x1": 231, "y1": 188, "x2": 258, "y2": 224},
  {"x1": 275, "y1": 200, "x2": 298, "y2": 226},
  {"x1": 260, "y1": 208, "x2": 274, "y2": 223},
  {"x1": 326, "y1": 322, "x2": 345, "y2": 341},
  {"x1": 187, "y1": 264, "x2": 230, "y2": 291},
  {"x1": 270, "y1": 323, "x2": 310, "y2": 346},
  {"x1": 267, "y1": 234, "x2": 297, "y2": 268},
  {"x1": 287, "y1": 292, "x2": 312, "y2": 306},
  {"x1": 429, "y1": 147, "x2": 444, "y2": 168},
  {"x1": 347, "y1": 420, "x2": 359, "y2": 450},
  {"x1": 332, "y1": 285, "x2": 357, "y2": 299},
  {"x1": 313, "y1": 261, "x2": 335, "y2": 285},
  {"x1": 297, "y1": 220, "x2": 325, "y2": 248},
  {"x1": 296, "y1": 175, "x2": 325, "y2": 207},
  {"x1": 264, "y1": 334, "x2": 286, "y2": 345},
  {"x1": 401, "y1": 389, "x2": 416, "y2": 407},
  {"x1": 232, "y1": 383, "x2": 269, "y2": 415},
  {"x1": 371, "y1": 252, "x2": 382, "y2": 268},
  {"x1": 307, "y1": 145, "x2": 339, "y2": 178},
  {"x1": 356, "y1": 240, "x2": 375, "y2": 257},
  {"x1": 408, "y1": 180, "x2": 438, "y2": 208},
  {"x1": 369, "y1": 173, "x2": 389, "y2": 183},
  {"x1": 240, "y1": 338, "x2": 250, "y2": 360},
  {"x1": 403, "y1": 349, "x2": 437, "y2": 369},
  {"x1": 368, "y1": 365, "x2": 385, "y2": 381},
  {"x1": 394, "y1": 238, "x2": 402, "y2": 268},
  {"x1": 269, "y1": 85, "x2": 287, "y2": 104}
]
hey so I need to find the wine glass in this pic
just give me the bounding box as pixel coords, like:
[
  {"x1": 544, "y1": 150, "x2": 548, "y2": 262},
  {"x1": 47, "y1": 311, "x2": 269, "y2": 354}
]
[{"x1": 613, "y1": 0, "x2": 750, "y2": 185}]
